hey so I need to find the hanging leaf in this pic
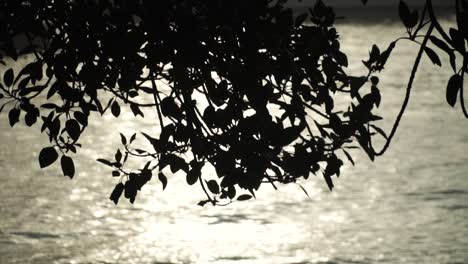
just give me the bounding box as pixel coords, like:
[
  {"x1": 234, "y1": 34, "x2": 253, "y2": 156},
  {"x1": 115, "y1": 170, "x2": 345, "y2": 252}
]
[
  {"x1": 186, "y1": 167, "x2": 200, "y2": 185},
  {"x1": 206, "y1": 180, "x2": 220, "y2": 194},
  {"x1": 424, "y1": 47, "x2": 441, "y2": 66},
  {"x1": 158, "y1": 172, "x2": 168, "y2": 190},
  {"x1": 25, "y1": 111, "x2": 38, "y2": 127},
  {"x1": 39, "y1": 147, "x2": 59, "y2": 168},
  {"x1": 61, "y1": 155, "x2": 75, "y2": 178},
  {"x1": 398, "y1": 1, "x2": 418, "y2": 29},
  {"x1": 429, "y1": 36, "x2": 452, "y2": 55},
  {"x1": 111, "y1": 100, "x2": 120, "y2": 117},
  {"x1": 446, "y1": 74, "x2": 462, "y2": 107},
  {"x1": 8, "y1": 108, "x2": 20, "y2": 127},
  {"x1": 109, "y1": 183, "x2": 124, "y2": 205},
  {"x1": 120, "y1": 133, "x2": 127, "y2": 145},
  {"x1": 3, "y1": 68, "x2": 14, "y2": 87},
  {"x1": 65, "y1": 119, "x2": 81, "y2": 141},
  {"x1": 237, "y1": 194, "x2": 253, "y2": 201}
]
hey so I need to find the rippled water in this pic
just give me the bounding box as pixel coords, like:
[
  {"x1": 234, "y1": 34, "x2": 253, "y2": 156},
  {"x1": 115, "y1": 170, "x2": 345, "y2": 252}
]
[{"x1": 1, "y1": 20, "x2": 468, "y2": 264}]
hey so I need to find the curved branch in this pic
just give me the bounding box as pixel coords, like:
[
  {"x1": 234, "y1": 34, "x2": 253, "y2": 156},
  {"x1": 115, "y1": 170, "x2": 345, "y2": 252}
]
[{"x1": 373, "y1": 23, "x2": 435, "y2": 156}]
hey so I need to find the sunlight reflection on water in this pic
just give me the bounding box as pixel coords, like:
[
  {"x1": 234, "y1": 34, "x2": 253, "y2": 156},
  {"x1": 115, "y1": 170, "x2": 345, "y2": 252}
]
[{"x1": 0, "y1": 19, "x2": 468, "y2": 264}]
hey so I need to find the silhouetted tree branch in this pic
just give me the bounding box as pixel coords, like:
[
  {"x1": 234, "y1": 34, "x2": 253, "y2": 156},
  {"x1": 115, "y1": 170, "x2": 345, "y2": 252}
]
[{"x1": 0, "y1": 0, "x2": 466, "y2": 206}]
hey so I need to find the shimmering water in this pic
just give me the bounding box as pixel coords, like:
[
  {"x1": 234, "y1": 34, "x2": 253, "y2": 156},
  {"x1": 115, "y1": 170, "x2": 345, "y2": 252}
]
[{"x1": 1, "y1": 21, "x2": 467, "y2": 264}]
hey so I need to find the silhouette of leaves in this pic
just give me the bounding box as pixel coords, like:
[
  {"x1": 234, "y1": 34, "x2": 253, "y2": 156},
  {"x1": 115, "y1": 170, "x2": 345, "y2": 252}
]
[
  {"x1": 158, "y1": 172, "x2": 168, "y2": 190},
  {"x1": 8, "y1": 108, "x2": 20, "y2": 127},
  {"x1": 39, "y1": 147, "x2": 58, "y2": 169},
  {"x1": 61, "y1": 155, "x2": 75, "y2": 179},
  {"x1": 109, "y1": 183, "x2": 124, "y2": 205},
  {"x1": 424, "y1": 47, "x2": 442, "y2": 66},
  {"x1": 0, "y1": 0, "x2": 464, "y2": 206},
  {"x1": 237, "y1": 194, "x2": 253, "y2": 201},
  {"x1": 447, "y1": 74, "x2": 462, "y2": 107},
  {"x1": 399, "y1": 1, "x2": 418, "y2": 29},
  {"x1": 3, "y1": 69, "x2": 14, "y2": 87}
]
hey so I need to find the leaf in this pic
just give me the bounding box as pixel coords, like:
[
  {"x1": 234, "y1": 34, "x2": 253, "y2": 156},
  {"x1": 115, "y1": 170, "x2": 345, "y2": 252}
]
[
  {"x1": 109, "y1": 183, "x2": 124, "y2": 205},
  {"x1": 161, "y1": 96, "x2": 181, "y2": 118},
  {"x1": 424, "y1": 47, "x2": 441, "y2": 66},
  {"x1": 115, "y1": 149, "x2": 122, "y2": 163},
  {"x1": 65, "y1": 119, "x2": 80, "y2": 141},
  {"x1": 120, "y1": 133, "x2": 127, "y2": 145},
  {"x1": 61, "y1": 155, "x2": 75, "y2": 178},
  {"x1": 446, "y1": 74, "x2": 462, "y2": 107},
  {"x1": 141, "y1": 132, "x2": 161, "y2": 152},
  {"x1": 186, "y1": 167, "x2": 200, "y2": 185},
  {"x1": 97, "y1": 158, "x2": 114, "y2": 167},
  {"x1": 324, "y1": 173, "x2": 334, "y2": 191},
  {"x1": 370, "y1": 124, "x2": 388, "y2": 139},
  {"x1": 25, "y1": 111, "x2": 37, "y2": 127},
  {"x1": 124, "y1": 181, "x2": 138, "y2": 204},
  {"x1": 129, "y1": 133, "x2": 137, "y2": 143},
  {"x1": 298, "y1": 184, "x2": 311, "y2": 199},
  {"x1": 3, "y1": 68, "x2": 14, "y2": 87},
  {"x1": 449, "y1": 28, "x2": 466, "y2": 53},
  {"x1": 158, "y1": 172, "x2": 168, "y2": 190},
  {"x1": 39, "y1": 147, "x2": 59, "y2": 168},
  {"x1": 197, "y1": 200, "x2": 210, "y2": 207},
  {"x1": 430, "y1": 36, "x2": 452, "y2": 55},
  {"x1": 130, "y1": 103, "x2": 144, "y2": 117},
  {"x1": 8, "y1": 108, "x2": 20, "y2": 127},
  {"x1": 206, "y1": 180, "x2": 219, "y2": 194},
  {"x1": 342, "y1": 149, "x2": 355, "y2": 166},
  {"x1": 399, "y1": 1, "x2": 418, "y2": 29},
  {"x1": 237, "y1": 194, "x2": 253, "y2": 201},
  {"x1": 112, "y1": 170, "x2": 120, "y2": 177},
  {"x1": 111, "y1": 100, "x2": 120, "y2": 117}
]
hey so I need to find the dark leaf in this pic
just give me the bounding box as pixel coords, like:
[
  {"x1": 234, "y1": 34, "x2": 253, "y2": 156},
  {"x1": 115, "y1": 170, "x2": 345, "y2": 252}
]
[
  {"x1": 112, "y1": 170, "x2": 120, "y2": 177},
  {"x1": 430, "y1": 36, "x2": 452, "y2": 54},
  {"x1": 124, "y1": 181, "x2": 138, "y2": 204},
  {"x1": 399, "y1": 1, "x2": 418, "y2": 29},
  {"x1": 298, "y1": 184, "x2": 311, "y2": 199},
  {"x1": 109, "y1": 183, "x2": 124, "y2": 205},
  {"x1": 130, "y1": 103, "x2": 144, "y2": 117},
  {"x1": 25, "y1": 111, "x2": 37, "y2": 127},
  {"x1": 8, "y1": 108, "x2": 20, "y2": 127},
  {"x1": 115, "y1": 149, "x2": 122, "y2": 163},
  {"x1": 120, "y1": 133, "x2": 127, "y2": 145},
  {"x1": 97, "y1": 158, "x2": 114, "y2": 167},
  {"x1": 3, "y1": 68, "x2": 14, "y2": 87},
  {"x1": 197, "y1": 200, "x2": 210, "y2": 207},
  {"x1": 342, "y1": 149, "x2": 355, "y2": 166},
  {"x1": 39, "y1": 147, "x2": 59, "y2": 168},
  {"x1": 237, "y1": 194, "x2": 253, "y2": 201},
  {"x1": 446, "y1": 74, "x2": 462, "y2": 107},
  {"x1": 424, "y1": 47, "x2": 441, "y2": 66},
  {"x1": 206, "y1": 180, "x2": 220, "y2": 194},
  {"x1": 158, "y1": 172, "x2": 168, "y2": 190},
  {"x1": 61, "y1": 155, "x2": 75, "y2": 178},
  {"x1": 187, "y1": 167, "x2": 200, "y2": 185},
  {"x1": 111, "y1": 100, "x2": 120, "y2": 117},
  {"x1": 65, "y1": 119, "x2": 81, "y2": 141}
]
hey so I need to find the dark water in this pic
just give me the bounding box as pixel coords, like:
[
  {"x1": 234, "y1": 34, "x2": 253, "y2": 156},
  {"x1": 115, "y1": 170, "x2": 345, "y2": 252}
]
[{"x1": 0, "y1": 21, "x2": 467, "y2": 264}]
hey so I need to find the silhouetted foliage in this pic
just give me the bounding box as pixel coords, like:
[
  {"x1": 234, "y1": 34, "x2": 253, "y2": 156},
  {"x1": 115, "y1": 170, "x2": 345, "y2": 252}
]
[{"x1": 0, "y1": 0, "x2": 466, "y2": 206}]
